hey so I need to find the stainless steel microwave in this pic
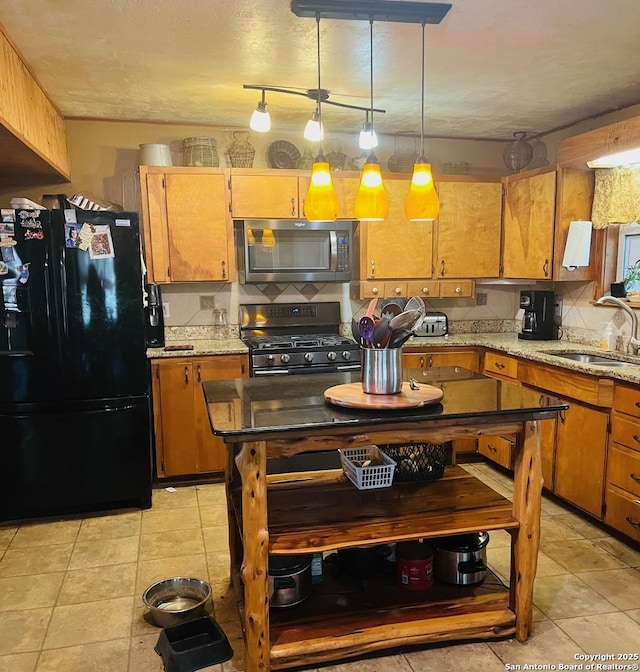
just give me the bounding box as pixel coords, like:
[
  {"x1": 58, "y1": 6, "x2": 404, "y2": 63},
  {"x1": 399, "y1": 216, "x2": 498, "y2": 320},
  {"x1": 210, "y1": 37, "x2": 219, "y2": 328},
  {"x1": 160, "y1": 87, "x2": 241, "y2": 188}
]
[{"x1": 235, "y1": 220, "x2": 353, "y2": 283}]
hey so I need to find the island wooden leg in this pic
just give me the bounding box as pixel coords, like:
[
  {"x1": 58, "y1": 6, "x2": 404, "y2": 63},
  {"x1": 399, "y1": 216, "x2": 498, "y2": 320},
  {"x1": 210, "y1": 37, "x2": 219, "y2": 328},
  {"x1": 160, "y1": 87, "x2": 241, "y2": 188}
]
[
  {"x1": 235, "y1": 440, "x2": 270, "y2": 671},
  {"x1": 225, "y1": 442, "x2": 242, "y2": 587},
  {"x1": 511, "y1": 419, "x2": 543, "y2": 642}
]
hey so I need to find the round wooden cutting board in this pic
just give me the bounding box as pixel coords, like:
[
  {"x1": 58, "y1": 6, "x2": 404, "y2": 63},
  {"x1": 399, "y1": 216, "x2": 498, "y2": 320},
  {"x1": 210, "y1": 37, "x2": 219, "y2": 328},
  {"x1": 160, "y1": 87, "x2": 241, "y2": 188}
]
[{"x1": 324, "y1": 382, "x2": 444, "y2": 410}]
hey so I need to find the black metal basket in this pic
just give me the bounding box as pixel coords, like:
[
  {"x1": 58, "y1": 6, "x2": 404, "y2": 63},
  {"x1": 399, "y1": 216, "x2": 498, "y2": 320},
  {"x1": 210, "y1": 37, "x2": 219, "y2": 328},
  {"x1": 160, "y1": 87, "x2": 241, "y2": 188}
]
[{"x1": 379, "y1": 442, "x2": 452, "y2": 482}]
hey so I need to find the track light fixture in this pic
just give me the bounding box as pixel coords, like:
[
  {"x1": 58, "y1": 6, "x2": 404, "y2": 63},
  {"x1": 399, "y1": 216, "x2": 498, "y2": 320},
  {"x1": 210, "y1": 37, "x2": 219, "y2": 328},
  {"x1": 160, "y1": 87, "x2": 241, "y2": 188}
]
[
  {"x1": 303, "y1": 106, "x2": 324, "y2": 142},
  {"x1": 404, "y1": 21, "x2": 440, "y2": 221},
  {"x1": 249, "y1": 90, "x2": 271, "y2": 133},
  {"x1": 358, "y1": 110, "x2": 378, "y2": 150}
]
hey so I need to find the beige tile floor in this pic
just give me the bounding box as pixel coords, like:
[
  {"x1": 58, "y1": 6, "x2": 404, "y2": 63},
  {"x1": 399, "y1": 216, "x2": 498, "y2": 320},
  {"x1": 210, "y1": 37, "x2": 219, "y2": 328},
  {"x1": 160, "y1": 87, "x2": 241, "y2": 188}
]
[{"x1": 0, "y1": 462, "x2": 639, "y2": 672}]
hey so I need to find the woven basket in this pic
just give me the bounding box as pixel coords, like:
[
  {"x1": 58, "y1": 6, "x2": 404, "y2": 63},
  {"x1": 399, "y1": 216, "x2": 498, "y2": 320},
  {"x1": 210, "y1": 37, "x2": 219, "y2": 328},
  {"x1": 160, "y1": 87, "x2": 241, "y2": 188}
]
[
  {"x1": 379, "y1": 442, "x2": 452, "y2": 482},
  {"x1": 228, "y1": 131, "x2": 255, "y2": 168}
]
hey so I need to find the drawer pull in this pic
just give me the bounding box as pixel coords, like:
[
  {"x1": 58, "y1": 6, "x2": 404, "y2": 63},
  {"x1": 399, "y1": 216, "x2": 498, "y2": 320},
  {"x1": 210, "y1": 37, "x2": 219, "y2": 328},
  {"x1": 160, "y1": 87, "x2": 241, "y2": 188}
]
[
  {"x1": 635, "y1": 401, "x2": 640, "y2": 408},
  {"x1": 494, "y1": 362, "x2": 505, "y2": 369},
  {"x1": 634, "y1": 435, "x2": 640, "y2": 443},
  {"x1": 631, "y1": 473, "x2": 640, "y2": 483},
  {"x1": 625, "y1": 516, "x2": 640, "y2": 529},
  {"x1": 487, "y1": 444, "x2": 497, "y2": 453}
]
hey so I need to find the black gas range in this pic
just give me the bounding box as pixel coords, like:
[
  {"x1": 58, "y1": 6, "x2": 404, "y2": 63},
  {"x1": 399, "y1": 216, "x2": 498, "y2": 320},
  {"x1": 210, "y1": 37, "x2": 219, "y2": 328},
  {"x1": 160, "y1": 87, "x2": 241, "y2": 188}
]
[{"x1": 239, "y1": 302, "x2": 360, "y2": 376}]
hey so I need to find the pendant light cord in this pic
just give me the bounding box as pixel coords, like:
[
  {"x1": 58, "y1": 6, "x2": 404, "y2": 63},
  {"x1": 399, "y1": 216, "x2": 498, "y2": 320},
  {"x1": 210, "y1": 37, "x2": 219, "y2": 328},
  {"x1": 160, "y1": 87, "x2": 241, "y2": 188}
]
[
  {"x1": 316, "y1": 13, "x2": 323, "y2": 153},
  {"x1": 369, "y1": 16, "x2": 374, "y2": 141},
  {"x1": 420, "y1": 21, "x2": 425, "y2": 158}
]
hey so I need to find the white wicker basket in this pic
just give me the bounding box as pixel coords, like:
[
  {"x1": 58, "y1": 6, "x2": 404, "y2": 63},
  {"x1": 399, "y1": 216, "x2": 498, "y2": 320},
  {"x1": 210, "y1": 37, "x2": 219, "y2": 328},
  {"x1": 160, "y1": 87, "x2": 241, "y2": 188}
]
[{"x1": 339, "y1": 445, "x2": 396, "y2": 490}]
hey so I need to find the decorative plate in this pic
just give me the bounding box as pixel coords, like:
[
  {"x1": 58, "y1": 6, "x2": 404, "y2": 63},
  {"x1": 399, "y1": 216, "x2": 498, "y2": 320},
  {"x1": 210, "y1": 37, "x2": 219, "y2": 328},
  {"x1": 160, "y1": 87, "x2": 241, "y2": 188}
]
[{"x1": 268, "y1": 141, "x2": 302, "y2": 169}]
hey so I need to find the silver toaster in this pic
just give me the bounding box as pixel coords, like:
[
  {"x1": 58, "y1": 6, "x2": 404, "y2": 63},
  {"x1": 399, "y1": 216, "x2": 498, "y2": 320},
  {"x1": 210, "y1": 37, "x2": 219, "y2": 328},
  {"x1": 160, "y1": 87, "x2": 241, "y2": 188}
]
[{"x1": 414, "y1": 311, "x2": 448, "y2": 337}]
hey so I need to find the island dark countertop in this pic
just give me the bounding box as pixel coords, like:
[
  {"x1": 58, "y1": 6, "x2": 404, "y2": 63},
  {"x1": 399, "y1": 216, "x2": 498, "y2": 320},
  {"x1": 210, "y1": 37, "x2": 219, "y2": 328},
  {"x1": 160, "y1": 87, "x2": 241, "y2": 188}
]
[{"x1": 202, "y1": 367, "x2": 568, "y2": 439}]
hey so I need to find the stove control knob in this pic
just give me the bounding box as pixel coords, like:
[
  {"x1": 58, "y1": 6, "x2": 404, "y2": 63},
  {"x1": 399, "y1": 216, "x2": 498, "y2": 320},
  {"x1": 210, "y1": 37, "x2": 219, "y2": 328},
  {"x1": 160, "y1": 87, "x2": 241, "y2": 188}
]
[
  {"x1": 342, "y1": 351, "x2": 352, "y2": 361},
  {"x1": 304, "y1": 352, "x2": 314, "y2": 362},
  {"x1": 327, "y1": 351, "x2": 337, "y2": 361},
  {"x1": 266, "y1": 354, "x2": 275, "y2": 363},
  {"x1": 280, "y1": 353, "x2": 290, "y2": 364}
]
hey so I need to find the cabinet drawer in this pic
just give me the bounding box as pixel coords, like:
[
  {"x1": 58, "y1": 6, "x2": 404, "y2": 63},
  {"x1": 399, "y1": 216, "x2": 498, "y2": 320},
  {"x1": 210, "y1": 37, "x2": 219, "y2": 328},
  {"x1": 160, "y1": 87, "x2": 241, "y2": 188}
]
[
  {"x1": 613, "y1": 383, "x2": 640, "y2": 419},
  {"x1": 611, "y1": 414, "x2": 640, "y2": 452},
  {"x1": 359, "y1": 281, "x2": 408, "y2": 299},
  {"x1": 478, "y1": 435, "x2": 513, "y2": 470},
  {"x1": 406, "y1": 281, "x2": 439, "y2": 298},
  {"x1": 607, "y1": 443, "x2": 640, "y2": 497},
  {"x1": 604, "y1": 486, "x2": 640, "y2": 543},
  {"x1": 439, "y1": 279, "x2": 474, "y2": 298},
  {"x1": 483, "y1": 352, "x2": 518, "y2": 380}
]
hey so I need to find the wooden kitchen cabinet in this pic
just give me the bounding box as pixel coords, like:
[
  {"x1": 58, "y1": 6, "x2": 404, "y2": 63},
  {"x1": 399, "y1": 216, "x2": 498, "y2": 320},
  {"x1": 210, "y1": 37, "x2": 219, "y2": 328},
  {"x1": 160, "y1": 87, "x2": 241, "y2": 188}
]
[
  {"x1": 0, "y1": 26, "x2": 71, "y2": 186},
  {"x1": 502, "y1": 168, "x2": 556, "y2": 279},
  {"x1": 403, "y1": 348, "x2": 480, "y2": 372},
  {"x1": 434, "y1": 179, "x2": 502, "y2": 279},
  {"x1": 229, "y1": 169, "x2": 361, "y2": 220},
  {"x1": 518, "y1": 360, "x2": 612, "y2": 517},
  {"x1": 152, "y1": 355, "x2": 248, "y2": 478},
  {"x1": 606, "y1": 384, "x2": 640, "y2": 542},
  {"x1": 140, "y1": 167, "x2": 234, "y2": 283}
]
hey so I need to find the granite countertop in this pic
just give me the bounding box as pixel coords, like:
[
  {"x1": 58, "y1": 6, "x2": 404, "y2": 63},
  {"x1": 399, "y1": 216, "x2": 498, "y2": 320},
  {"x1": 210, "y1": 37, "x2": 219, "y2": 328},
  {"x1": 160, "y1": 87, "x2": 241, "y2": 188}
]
[
  {"x1": 147, "y1": 338, "x2": 248, "y2": 358},
  {"x1": 147, "y1": 332, "x2": 640, "y2": 385},
  {"x1": 404, "y1": 333, "x2": 640, "y2": 384}
]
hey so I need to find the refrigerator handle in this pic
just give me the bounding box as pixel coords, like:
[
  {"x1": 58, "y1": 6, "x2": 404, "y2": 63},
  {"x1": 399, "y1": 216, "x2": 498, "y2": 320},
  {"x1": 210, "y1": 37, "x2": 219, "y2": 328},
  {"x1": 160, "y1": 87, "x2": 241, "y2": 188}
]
[{"x1": 58, "y1": 247, "x2": 69, "y2": 337}]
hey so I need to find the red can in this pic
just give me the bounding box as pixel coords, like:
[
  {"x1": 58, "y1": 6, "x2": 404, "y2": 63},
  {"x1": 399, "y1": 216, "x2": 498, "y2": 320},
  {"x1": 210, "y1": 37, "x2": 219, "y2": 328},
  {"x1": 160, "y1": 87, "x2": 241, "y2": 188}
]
[{"x1": 397, "y1": 540, "x2": 434, "y2": 591}]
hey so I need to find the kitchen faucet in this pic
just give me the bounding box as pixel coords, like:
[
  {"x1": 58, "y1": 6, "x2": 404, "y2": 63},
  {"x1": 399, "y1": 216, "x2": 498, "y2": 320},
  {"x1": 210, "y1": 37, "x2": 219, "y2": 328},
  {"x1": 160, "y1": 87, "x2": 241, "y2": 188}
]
[{"x1": 595, "y1": 295, "x2": 640, "y2": 354}]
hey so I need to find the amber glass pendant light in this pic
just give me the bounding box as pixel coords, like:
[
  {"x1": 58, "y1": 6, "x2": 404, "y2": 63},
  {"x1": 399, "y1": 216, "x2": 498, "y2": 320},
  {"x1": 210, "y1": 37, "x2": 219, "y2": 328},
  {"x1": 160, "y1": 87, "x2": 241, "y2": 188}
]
[
  {"x1": 405, "y1": 21, "x2": 439, "y2": 222},
  {"x1": 354, "y1": 17, "x2": 388, "y2": 222},
  {"x1": 304, "y1": 14, "x2": 339, "y2": 222}
]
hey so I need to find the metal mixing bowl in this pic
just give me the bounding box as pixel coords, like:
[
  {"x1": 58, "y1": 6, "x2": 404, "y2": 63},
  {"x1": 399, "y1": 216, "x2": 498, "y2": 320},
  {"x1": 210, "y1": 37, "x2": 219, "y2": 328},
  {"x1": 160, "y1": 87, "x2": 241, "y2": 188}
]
[{"x1": 142, "y1": 577, "x2": 212, "y2": 628}]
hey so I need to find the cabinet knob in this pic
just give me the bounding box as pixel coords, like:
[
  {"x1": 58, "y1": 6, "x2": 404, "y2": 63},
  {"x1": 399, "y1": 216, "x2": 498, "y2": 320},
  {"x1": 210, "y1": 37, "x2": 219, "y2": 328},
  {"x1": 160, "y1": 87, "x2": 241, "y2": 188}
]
[
  {"x1": 372, "y1": 287, "x2": 379, "y2": 294},
  {"x1": 455, "y1": 286, "x2": 462, "y2": 294},
  {"x1": 422, "y1": 287, "x2": 429, "y2": 294}
]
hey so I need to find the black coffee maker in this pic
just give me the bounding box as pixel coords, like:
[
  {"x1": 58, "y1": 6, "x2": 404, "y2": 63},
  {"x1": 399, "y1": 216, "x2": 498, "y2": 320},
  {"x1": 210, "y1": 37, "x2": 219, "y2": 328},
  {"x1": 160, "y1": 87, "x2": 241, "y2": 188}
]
[
  {"x1": 145, "y1": 283, "x2": 165, "y2": 347},
  {"x1": 518, "y1": 290, "x2": 557, "y2": 340}
]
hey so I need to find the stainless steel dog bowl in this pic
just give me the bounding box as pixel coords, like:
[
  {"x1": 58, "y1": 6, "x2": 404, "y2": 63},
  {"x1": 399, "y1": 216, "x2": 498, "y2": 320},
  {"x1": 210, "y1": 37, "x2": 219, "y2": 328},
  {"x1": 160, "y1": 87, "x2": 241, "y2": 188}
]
[{"x1": 142, "y1": 577, "x2": 212, "y2": 628}]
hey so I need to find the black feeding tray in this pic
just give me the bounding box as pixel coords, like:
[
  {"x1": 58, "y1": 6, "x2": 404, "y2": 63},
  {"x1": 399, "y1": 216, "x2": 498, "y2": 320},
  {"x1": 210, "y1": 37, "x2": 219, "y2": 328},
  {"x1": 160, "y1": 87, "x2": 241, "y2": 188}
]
[{"x1": 154, "y1": 616, "x2": 233, "y2": 672}]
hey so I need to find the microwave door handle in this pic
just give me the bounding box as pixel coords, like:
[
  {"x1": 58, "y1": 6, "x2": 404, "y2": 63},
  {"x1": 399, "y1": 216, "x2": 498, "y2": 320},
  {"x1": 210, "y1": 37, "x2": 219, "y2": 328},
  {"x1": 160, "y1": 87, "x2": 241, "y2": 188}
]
[{"x1": 329, "y1": 231, "x2": 337, "y2": 271}]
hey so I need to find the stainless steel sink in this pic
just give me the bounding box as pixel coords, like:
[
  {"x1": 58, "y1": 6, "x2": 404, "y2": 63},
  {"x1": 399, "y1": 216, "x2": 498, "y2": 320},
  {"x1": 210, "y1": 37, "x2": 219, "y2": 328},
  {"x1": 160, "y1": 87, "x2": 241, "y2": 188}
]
[{"x1": 541, "y1": 352, "x2": 630, "y2": 367}]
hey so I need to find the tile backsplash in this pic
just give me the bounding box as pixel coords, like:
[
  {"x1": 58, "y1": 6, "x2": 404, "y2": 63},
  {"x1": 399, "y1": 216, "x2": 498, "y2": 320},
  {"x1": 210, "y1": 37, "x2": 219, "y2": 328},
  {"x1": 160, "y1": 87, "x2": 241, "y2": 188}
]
[{"x1": 159, "y1": 279, "x2": 628, "y2": 349}]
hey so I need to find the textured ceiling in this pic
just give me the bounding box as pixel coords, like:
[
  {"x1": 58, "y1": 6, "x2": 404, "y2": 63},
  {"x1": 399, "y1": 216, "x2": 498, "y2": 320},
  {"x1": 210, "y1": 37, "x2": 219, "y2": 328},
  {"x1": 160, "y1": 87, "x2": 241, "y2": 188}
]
[{"x1": 1, "y1": 0, "x2": 640, "y2": 140}]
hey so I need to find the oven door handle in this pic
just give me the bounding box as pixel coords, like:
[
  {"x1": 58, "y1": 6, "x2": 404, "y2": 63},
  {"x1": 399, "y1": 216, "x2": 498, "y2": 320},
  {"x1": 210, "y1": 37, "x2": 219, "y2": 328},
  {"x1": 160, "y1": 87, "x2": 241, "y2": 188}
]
[
  {"x1": 329, "y1": 230, "x2": 337, "y2": 272},
  {"x1": 253, "y1": 368, "x2": 290, "y2": 376},
  {"x1": 336, "y1": 364, "x2": 362, "y2": 372}
]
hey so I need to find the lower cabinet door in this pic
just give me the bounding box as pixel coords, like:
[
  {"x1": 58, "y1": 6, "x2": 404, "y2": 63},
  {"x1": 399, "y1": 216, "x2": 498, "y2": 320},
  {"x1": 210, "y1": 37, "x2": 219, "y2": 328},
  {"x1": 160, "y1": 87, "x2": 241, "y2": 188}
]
[{"x1": 554, "y1": 402, "x2": 608, "y2": 518}]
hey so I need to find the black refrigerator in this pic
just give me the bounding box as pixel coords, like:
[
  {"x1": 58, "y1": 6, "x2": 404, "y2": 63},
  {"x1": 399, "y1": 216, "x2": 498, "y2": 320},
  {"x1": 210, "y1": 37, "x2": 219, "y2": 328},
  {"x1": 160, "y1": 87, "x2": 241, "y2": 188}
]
[{"x1": 0, "y1": 207, "x2": 153, "y2": 523}]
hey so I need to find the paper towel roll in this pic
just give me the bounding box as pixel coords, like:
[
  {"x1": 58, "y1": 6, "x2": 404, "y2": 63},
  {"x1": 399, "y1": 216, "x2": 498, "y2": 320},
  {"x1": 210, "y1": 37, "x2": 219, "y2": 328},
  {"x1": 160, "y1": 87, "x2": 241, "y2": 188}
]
[{"x1": 562, "y1": 220, "x2": 592, "y2": 270}]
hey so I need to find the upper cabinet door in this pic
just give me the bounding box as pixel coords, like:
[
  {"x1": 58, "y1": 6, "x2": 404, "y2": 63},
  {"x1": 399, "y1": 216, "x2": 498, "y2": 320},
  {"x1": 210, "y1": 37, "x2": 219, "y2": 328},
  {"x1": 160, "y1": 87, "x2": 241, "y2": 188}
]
[
  {"x1": 230, "y1": 174, "x2": 301, "y2": 218},
  {"x1": 435, "y1": 180, "x2": 502, "y2": 278},
  {"x1": 165, "y1": 172, "x2": 233, "y2": 282},
  {"x1": 502, "y1": 170, "x2": 556, "y2": 279},
  {"x1": 359, "y1": 177, "x2": 433, "y2": 281}
]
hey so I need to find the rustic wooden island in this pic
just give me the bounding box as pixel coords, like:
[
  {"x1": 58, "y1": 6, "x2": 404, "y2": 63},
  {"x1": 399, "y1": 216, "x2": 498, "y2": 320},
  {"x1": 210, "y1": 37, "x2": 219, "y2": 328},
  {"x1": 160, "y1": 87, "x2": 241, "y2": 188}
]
[{"x1": 203, "y1": 367, "x2": 567, "y2": 671}]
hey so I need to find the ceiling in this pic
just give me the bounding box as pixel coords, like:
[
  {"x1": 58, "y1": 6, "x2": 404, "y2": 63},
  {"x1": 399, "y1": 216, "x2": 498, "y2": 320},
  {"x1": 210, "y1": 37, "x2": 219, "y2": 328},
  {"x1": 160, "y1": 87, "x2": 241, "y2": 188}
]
[{"x1": 2, "y1": 0, "x2": 640, "y2": 141}]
